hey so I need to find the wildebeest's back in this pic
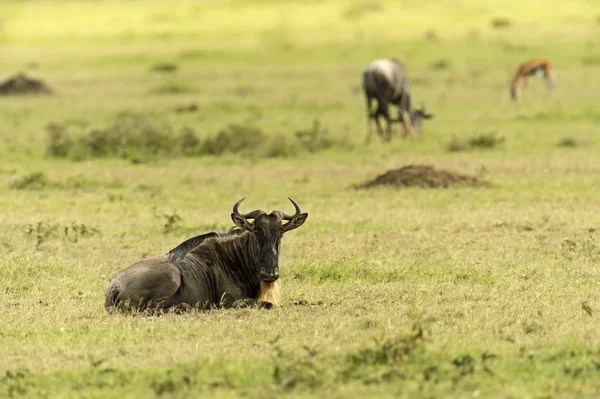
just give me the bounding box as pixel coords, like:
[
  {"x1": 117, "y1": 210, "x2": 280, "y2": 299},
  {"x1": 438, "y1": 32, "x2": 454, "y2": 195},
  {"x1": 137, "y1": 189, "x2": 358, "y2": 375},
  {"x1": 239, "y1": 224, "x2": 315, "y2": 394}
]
[
  {"x1": 363, "y1": 58, "x2": 411, "y2": 109},
  {"x1": 167, "y1": 231, "x2": 220, "y2": 263}
]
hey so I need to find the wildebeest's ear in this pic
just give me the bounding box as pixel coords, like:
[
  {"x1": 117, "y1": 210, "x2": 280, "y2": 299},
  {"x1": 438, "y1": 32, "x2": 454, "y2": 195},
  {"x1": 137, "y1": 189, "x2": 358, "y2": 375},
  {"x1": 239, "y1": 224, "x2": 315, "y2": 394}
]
[
  {"x1": 231, "y1": 213, "x2": 253, "y2": 231},
  {"x1": 283, "y1": 213, "x2": 308, "y2": 232}
]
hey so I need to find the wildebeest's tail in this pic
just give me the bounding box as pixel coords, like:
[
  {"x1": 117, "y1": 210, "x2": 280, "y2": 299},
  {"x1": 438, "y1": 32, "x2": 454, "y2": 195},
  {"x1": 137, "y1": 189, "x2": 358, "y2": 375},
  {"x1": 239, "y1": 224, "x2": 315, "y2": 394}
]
[{"x1": 104, "y1": 284, "x2": 121, "y2": 313}]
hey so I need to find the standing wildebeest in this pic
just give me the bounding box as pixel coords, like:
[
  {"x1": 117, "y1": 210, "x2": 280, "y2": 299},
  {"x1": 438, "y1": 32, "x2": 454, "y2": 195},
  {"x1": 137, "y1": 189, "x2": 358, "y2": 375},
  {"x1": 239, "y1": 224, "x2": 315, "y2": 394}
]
[
  {"x1": 104, "y1": 197, "x2": 308, "y2": 313},
  {"x1": 363, "y1": 58, "x2": 433, "y2": 142}
]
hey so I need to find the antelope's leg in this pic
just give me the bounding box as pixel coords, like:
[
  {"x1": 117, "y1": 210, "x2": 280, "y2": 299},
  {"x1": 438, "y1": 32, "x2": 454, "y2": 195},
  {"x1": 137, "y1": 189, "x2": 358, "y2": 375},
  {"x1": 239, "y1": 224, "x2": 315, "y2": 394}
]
[
  {"x1": 401, "y1": 110, "x2": 416, "y2": 139},
  {"x1": 544, "y1": 70, "x2": 554, "y2": 90}
]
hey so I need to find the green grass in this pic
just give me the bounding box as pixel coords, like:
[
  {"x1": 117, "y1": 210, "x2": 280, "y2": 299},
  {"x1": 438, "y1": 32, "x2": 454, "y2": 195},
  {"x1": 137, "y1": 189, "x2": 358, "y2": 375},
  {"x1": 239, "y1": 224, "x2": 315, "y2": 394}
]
[{"x1": 1, "y1": 0, "x2": 600, "y2": 397}]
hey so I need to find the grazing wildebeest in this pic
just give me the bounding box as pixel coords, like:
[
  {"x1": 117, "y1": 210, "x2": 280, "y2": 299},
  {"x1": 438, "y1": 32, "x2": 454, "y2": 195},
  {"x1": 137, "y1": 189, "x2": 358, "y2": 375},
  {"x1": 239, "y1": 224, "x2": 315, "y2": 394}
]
[
  {"x1": 363, "y1": 58, "x2": 434, "y2": 142},
  {"x1": 104, "y1": 197, "x2": 308, "y2": 313}
]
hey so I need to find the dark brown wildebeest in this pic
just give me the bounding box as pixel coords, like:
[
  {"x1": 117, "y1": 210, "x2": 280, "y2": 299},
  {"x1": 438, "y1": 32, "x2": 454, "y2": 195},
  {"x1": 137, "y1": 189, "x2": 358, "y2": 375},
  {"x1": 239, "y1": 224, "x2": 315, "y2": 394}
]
[
  {"x1": 363, "y1": 58, "x2": 434, "y2": 142},
  {"x1": 104, "y1": 197, "x2": 308, "y2": 313}
]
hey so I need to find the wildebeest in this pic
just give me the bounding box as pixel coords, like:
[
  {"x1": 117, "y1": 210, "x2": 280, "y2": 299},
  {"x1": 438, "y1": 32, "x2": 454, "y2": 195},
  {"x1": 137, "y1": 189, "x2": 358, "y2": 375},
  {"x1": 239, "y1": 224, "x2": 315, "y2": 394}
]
[
  {"x1": 362, "y1": 58, "x2": 434, "y2": 142},
  {"x1": 104, "y1": 197, "x2": 308, "y2": 313}
]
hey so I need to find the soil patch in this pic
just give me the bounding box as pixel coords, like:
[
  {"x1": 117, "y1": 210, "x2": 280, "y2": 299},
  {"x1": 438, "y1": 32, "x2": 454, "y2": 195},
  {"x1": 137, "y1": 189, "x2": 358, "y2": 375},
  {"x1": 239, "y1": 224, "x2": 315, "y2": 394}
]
[
  {"x1": 0, "y1": 73, "x2": 52, "y2": 96},
  {"x1": 354, "y1": 164, "x2": 489, "y2": 189}
]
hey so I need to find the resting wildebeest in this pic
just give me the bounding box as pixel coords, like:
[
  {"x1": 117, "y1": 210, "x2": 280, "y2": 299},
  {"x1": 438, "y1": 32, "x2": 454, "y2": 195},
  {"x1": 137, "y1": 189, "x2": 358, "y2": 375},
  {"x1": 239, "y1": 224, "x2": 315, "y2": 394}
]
[
  {"x1": 104, "y1": 197, "x2": 308, "y2": 313},
  {"x1": 363, "y1": 58, "x2": 434, "y2": 142}
]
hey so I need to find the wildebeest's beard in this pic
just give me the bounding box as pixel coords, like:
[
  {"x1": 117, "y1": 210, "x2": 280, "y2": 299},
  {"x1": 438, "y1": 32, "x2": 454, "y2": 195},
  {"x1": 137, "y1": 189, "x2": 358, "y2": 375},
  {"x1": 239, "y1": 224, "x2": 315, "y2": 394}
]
[{"x1": 231, "y1": 197, "x2": 308, "y2": 283}]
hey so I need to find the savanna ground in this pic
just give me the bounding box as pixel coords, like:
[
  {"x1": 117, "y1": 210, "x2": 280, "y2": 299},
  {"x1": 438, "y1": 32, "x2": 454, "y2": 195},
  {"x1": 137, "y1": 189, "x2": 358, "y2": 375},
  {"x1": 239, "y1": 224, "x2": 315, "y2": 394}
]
[{"x1": 1, "y1": 0, "x2": 600, "y2": 397}]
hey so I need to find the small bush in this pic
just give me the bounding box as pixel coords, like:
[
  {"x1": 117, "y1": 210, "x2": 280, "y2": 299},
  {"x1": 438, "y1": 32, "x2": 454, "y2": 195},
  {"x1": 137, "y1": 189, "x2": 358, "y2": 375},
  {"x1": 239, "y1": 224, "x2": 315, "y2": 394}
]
[
  {"x1": 149, "y1": 83, "x2": 194, "y2": 95},
  {"x1": 557, "y1": 137, "x2": 585, "y2": 148},
  {"x1": 155, "y1": 211, "x2": 183, "y2": 234},
  {"x1": 10, "y1": 171, "x2": 124, "y2": 191},
  {"x1": 46, "y1": 114, "x2": 203, "y2": 162},
  {"x1": 430, "y1": 59, "x2": 450, "y2": 70},
  {"x1": 265, "y1": 134, "x2": 299, "y2": 158},
  {"x1": 581, "y1": 56, "x2": 600, "y2": 66},
  {"x1": 10, "y1": 172, "x2": 53, "y2": 190},
  {"x1": 201, "y1": 124, "x2": 267, "y2": 156},
  {"x1": 342, "y1": 0, "x2": 384, "y2": 19},
  {"x1": 151, "y1": 63, "x2": 178, "y2": 73},
  {"x1": 174, "y1": 103, "x2": 198, "y2": 113},
  {"x1": 295, "y1": 119, "x2": 336, "y2": 152},
  {"x1": 24, "y1": 221, "x2": 100, "y2": 249},
  {"x1": 446, "y1": 133, "x2": 505, "y2": 152},
  {"x1": 490, "y1": 17, "x2": 513, "y2": 29}
]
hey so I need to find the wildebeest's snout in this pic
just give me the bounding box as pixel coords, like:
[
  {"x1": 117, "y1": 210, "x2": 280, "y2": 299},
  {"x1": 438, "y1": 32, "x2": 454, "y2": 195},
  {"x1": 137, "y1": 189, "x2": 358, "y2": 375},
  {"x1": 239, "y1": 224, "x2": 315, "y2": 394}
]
[{"x1": 260, "y1": 265, "x2": 279, "y2": 282}]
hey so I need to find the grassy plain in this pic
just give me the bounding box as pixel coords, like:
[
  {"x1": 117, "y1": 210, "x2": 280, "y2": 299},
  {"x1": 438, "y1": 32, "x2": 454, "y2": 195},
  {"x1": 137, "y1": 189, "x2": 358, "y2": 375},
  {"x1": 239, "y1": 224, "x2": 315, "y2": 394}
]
[{"x1": 1, "y1": 0, "x2": 600, "y2": 397}]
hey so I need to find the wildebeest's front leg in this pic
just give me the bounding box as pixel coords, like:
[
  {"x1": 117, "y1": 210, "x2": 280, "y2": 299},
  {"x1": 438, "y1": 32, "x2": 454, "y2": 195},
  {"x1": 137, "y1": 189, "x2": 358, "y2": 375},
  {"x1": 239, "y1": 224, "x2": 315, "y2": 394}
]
[{"x1": 365, "y1": 94, "x2": 376, "y2": 143}]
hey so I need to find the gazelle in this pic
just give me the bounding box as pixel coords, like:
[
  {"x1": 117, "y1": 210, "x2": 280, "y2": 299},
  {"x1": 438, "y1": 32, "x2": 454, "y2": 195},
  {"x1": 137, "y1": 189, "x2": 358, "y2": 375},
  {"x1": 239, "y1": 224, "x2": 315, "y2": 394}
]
[{"x1": 510, "y1": 59, "x2": 555, "y2": 101}]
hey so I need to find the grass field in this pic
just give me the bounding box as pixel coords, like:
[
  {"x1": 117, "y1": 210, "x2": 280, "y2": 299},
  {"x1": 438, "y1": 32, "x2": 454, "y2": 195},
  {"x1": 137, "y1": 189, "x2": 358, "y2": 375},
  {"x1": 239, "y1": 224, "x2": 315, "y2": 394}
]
[{"x1": 1, "y1": 0, "x2": 600, "y2": 397}]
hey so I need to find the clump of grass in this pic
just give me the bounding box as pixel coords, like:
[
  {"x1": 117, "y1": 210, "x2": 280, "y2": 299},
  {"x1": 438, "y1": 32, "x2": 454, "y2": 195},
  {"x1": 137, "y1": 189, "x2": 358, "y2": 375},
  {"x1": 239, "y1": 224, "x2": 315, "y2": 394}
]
[
  {"x1": 557, "y1": 137, "x2": 583, "y2": 148},
  {"x1": 201, "y1": 124, "x2": 267, "y2": 157},
  {"x1": 446, "y1": 132, "x2": 505, "y2": 152},
  {"x1": 272, "y1": 317, "x2": 435, "y2": 390},
  {"x1": 341, "y1": 0, "x2": 384, "y2": 19},
  {"x1": 430, "y1": 59, "x2": 450, "y2": 70},
  {"x1": 24, "y1": 221, "x2": 100, "y2": 249},
  {"x1": 64, "y1": 174, "x2": 124, "y2": 190},
  {"x1": 10, "y1": 172, "x2": 53, "y2": 190},
  {"x1": 156, "y1": 211, "x2": 183, "y2": 234},
  {"x1": 201, "y1": 120, "x2": 347, "y2": 158},
  {"x1": 174, "y1": 103, "x2": 198, "y2": 113},
  {"x1": 294, "y1": 119, "x2": 342, "y2": 153},
  {"x1": 151, "y1": 63, "x2": 178, "y2": 73},
  {"x1": 10, "y1": 171, "x2": 123, "y2": 191},
  {"x1": 580, "y1": 56, "x2": 600, "y2": 66},
  {"x1": 149, "y1": 83, "x2": 194, "y2": 95},
  {"x1": 490, "y1": 17, "x2": 513, "y2": 29}
]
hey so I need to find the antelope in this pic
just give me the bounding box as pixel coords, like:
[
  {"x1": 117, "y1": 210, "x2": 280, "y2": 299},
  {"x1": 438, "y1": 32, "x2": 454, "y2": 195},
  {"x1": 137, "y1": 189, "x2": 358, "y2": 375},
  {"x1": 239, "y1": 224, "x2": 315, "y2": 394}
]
[{"x1": 510, "y1": 59, "x2": 555, "y2": 101}]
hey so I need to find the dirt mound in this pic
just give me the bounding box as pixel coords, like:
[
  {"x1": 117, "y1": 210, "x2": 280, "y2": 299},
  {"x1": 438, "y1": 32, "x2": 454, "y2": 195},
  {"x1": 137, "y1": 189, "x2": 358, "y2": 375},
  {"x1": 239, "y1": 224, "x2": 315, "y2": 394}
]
[
  {"x1": 354, "y1": 164, "x2": 489, "y2": 189},
  {"x1": 0, "y1": 73, "x2": 52, "y2": 95}
]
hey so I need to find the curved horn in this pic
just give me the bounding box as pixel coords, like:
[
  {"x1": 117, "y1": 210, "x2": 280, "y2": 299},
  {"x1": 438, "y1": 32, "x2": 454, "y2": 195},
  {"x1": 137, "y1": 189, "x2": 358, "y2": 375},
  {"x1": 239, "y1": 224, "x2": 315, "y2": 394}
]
[
  {"x1": 232, "y1": 197, "x2": 246, "y2": 215},
  {"x1": 280, "y1": 197, "x2": 302, "y2": 220},
  {"x1": 232, "y1": 197, "x2": 263, "y2": 219}
]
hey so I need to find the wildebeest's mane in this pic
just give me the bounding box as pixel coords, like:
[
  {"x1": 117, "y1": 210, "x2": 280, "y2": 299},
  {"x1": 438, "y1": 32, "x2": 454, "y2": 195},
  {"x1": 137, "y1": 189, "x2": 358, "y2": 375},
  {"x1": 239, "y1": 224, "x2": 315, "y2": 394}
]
[{"x1": 166, "y1": 228, "x2": 243, "y2": 263}]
